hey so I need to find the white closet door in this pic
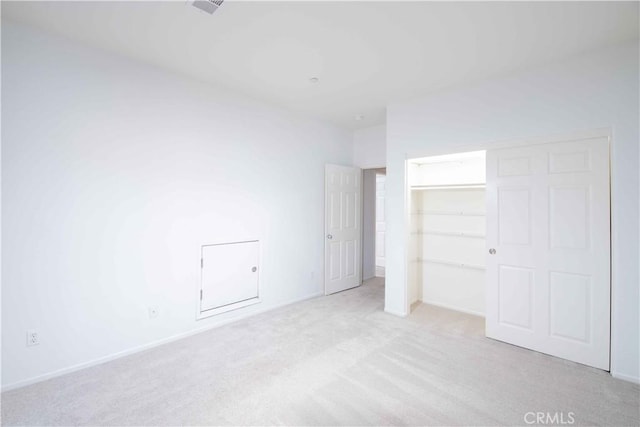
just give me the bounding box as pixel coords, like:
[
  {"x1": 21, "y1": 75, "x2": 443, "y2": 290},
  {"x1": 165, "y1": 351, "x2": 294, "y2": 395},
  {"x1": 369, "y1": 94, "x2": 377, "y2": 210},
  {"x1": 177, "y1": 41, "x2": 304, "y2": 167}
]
[{"x1": 486, "y1": 137, "x2": 610, "y2": 370}]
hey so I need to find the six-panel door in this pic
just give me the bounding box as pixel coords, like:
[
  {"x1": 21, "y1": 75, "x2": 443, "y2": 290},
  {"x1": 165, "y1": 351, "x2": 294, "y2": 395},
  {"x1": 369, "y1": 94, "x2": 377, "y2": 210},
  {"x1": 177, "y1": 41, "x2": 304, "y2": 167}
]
[
  {"x1": 486, "y1": 137, "x2": 610, "y2": 370},
  {"x1": 325, "y1": 164, "x2": 362, "y2": 295}
]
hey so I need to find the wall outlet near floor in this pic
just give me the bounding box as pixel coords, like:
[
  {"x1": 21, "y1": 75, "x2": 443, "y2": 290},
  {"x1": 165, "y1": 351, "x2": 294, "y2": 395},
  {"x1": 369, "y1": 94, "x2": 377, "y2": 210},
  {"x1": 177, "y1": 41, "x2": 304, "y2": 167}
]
[
  {"x1": 148, "y1": 306, "x2": 159, "y2": 319},
  {"x1": 26, "y1": 329, "x2": 39, "y2": 346}
]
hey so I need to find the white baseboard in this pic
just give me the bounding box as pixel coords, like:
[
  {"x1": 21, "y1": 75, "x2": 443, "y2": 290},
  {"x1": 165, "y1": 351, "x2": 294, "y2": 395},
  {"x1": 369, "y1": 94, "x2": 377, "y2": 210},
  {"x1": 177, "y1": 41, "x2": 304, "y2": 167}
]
[
  {"x1": 2, "y1": 291, "x2": 323, "y2": 392},
  {"x1": 611, "y1": 371, "x2": 640, "y2": 384},
  {"x1": 384, "y1": 307, "x2": 408, "y2": 317},
  {"x1": 420, "y1": 299, "x2": 485, "y2": 318}
]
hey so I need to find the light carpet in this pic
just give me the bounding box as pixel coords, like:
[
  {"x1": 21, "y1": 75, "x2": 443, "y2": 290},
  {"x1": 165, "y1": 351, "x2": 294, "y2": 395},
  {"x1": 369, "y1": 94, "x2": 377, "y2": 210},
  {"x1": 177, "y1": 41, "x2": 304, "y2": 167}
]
[{"x1": 2, "y1": 278, "x2": 639, "y2": 426}]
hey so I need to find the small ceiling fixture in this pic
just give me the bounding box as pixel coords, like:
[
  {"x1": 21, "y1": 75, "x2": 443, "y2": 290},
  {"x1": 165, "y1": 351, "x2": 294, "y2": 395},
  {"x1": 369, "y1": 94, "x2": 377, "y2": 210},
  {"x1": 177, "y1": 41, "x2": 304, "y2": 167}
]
[
  {"x1": 309, "y1": 77, "x2": 319, "y2": 84},
  {"x1": 355, "y1": 115, "x2": 365, "y2": 121},
  {"x1": 192, "y1": 0, "x2": 224, "y2": 15}
]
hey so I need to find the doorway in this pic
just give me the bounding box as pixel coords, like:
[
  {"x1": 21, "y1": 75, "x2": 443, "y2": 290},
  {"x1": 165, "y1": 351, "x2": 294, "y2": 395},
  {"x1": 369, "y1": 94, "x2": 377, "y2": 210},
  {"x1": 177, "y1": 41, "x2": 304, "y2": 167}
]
[
  {"x1": 362, "y1": 168, "x2": 386, "y2": 282},
  {"x1": 375, "y1": 172, "x2": 386, "y2": 277}
]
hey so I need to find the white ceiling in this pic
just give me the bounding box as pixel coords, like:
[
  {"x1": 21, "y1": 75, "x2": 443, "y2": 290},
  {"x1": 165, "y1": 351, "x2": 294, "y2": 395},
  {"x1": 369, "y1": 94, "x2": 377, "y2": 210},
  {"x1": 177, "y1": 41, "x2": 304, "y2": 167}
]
[{"x1": 3, "y1": 1, "x2": 639, "y2": 130}]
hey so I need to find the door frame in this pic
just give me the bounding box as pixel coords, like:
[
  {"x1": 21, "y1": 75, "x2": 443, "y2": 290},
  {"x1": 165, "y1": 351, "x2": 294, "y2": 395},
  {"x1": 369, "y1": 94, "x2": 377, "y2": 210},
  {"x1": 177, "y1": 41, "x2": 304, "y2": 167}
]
[
  {"x1": 361, "y1": 168, "x2": 387, "y2": 282},
  {"x1": 401, "y1": 127, "x2": 612, "y2": 339},
  {"x1": 374, "y1": 171, "x2": 387, "y2": 276}
]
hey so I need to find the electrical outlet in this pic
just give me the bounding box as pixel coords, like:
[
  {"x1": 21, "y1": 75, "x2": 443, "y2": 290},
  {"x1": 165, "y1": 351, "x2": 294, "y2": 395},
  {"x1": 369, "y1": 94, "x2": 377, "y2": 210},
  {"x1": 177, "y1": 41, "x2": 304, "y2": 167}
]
[
  {"x1": 26, "y1": 329, "x2": 39, "y2": 346},
  {"x1": 148, "y1": 306, "x2": 159, "y2": 319}
]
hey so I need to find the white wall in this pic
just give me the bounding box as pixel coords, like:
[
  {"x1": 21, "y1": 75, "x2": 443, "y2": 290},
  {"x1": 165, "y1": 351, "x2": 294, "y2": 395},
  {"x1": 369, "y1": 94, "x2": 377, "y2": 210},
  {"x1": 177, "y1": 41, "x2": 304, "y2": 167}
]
[
  {"x1": 385, "y1": 41, "x2": 640, "y2": 382},
  {"x1": 1, "y1": 22, "x2": 352, "y2": 389},
  {"x1": 362, "y1": 170, "x2": 377, "y2": 280},
  {"x1": 353, "y1": 124, "x2": 386, "y2": 168}
]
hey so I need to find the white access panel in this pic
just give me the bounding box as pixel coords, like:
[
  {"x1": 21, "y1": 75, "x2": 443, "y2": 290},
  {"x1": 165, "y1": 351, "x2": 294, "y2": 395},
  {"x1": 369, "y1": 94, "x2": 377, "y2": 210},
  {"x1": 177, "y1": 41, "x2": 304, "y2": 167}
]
[{"x1": 200, "y1": 240, "x2": 260, "y2": 317}]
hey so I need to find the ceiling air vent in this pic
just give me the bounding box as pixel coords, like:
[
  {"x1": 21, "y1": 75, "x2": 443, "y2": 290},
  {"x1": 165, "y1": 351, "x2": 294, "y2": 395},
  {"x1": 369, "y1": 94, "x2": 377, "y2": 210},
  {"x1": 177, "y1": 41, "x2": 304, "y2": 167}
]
[{"x1": 192, "y1": 0, "x2": 224, "y2": 15}]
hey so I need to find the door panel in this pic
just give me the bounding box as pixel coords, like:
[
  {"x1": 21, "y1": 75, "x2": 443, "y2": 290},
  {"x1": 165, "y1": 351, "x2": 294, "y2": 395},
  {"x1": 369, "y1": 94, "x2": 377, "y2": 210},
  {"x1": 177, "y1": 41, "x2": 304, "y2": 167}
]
[
  {"x1": 498, "y1": 265, "x2": 534, "y2": 330},
  {"x1": 549, "y1": 186, "x2": 589, "y2": 249},
  {"x1": 325, "y1": 164, "x2": 362, "y2": 294},
  {"x1": 498, "y1": 156, "x2": 532, "y2": 177},
  {"x1": 486, "y1": 136, "x2": 610, "y2": 370},
  {"x1": 549, "y1": 271, "x2": 591, "y2": 343},
  {"x1": 345, "y1": 240, "x2": 357, "y2": 277},
  {"x1": 498, "y1": 188, "x2": 531, "y2": 245},
  {"x1": 201, "y1": 241, "x2": 259, "y2": 313},
  {"x1": 329, "y1": 242, "x2": 341, "y2": 281}
]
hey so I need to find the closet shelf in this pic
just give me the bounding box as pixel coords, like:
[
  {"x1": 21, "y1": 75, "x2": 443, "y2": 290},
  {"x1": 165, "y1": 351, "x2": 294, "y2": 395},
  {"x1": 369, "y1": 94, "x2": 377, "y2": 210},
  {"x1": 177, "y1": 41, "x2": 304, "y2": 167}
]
[
  {"x1": 412, "y1": 209, "x2": 486, "y2": 216},
  {"x1": 411, "y1": 183, "x2": 485, "y2": 190},
  {"x1": 411, "y1": 230, "x2": 485, "y2": 238},
  {"x1": 415, "y1": 257, "x2": 486, "y2": 271}
]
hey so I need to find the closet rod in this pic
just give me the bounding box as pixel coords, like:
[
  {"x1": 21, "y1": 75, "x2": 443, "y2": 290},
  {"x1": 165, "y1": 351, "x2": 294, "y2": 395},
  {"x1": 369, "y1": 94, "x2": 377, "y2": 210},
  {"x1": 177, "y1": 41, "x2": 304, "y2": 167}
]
[
  {"x1": 414, "y1": 209, "x2": 486, "y2": 216},
  {"x1": 411, "y1": 183, "x2": 485, "y2": 190},
  {"x1": 417, "y1": 258, "x2": 486, "y2": 271},
  {"x1": 411, "y1": 230, "x2": 486, "y2": 239}
]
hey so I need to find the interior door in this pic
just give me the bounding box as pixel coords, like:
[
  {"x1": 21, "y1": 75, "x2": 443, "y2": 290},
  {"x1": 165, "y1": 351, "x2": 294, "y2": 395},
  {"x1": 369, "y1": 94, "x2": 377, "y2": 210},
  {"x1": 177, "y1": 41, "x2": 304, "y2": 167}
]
[
  {"x1": 375, "y1": 174, "x2": 386, "y2": 274},
  {"x1": 325, "y1": 164, "x2": 362, "y2": 295},
  {"x1": 485, "y1": 136, "x2": 610, "y2": 370}
]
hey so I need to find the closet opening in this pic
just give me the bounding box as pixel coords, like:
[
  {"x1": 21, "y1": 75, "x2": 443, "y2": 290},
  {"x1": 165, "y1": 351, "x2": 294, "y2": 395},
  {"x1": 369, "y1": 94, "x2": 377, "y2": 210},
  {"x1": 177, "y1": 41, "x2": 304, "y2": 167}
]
[{"x1": 407, "y1": 150, "x2": 486, "y2": 317}]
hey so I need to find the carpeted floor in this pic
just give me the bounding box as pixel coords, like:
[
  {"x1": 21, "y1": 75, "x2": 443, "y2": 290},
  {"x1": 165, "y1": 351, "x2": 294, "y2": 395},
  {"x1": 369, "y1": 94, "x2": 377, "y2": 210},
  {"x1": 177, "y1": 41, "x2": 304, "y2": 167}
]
[{"x1": 2, "y1": 278, "x2": 639, "y2": 426}]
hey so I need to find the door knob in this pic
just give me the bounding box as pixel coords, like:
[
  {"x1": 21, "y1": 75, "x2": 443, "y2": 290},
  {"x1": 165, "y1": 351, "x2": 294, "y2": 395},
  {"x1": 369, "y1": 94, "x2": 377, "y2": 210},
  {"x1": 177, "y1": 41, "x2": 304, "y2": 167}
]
[
  {"x1": 251, "y1": 266, "x2": 257, "y2": 272},
  {"x1": 327, "y1": 234, "x2": 333, "y2": 240},
  {"x1": 489, "y1": 248, "x2": 496, "y2": 255}
]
